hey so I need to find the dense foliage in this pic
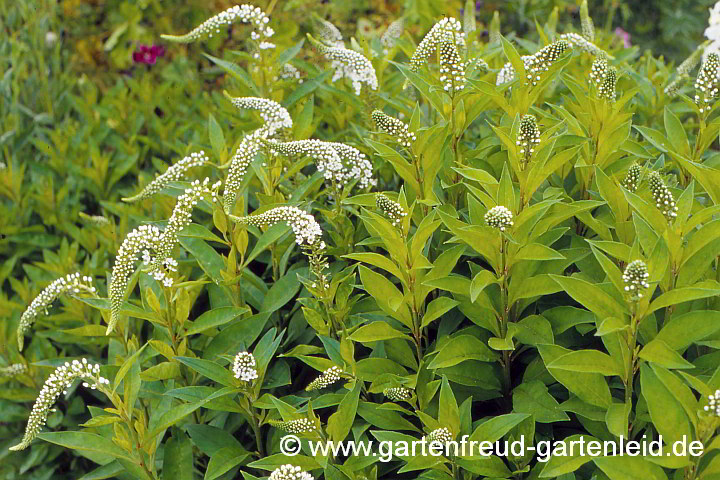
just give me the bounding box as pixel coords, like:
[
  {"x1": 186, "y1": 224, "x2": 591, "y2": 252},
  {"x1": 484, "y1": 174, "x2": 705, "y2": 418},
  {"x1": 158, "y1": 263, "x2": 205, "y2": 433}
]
[{"x1": 3, "y1": 1, "x2": 720, "y2": 480}]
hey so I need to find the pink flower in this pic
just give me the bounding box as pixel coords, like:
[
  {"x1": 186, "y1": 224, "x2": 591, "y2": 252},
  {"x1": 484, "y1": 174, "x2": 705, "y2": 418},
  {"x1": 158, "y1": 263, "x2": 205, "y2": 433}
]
[
  {"x1": 614, "y1": 27, "x2": 631, "y2": 48},
  {"x1": 132, "y1": 44, "x2": 166, "y2": 65}
]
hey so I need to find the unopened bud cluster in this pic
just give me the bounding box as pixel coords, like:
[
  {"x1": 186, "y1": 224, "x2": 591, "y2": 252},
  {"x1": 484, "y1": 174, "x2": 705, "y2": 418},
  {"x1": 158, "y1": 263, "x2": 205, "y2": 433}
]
[
  {"x1": 439, "y1": 39, "x2": 466, "y2": 92},
  {"x1": 622, "y1": 163, "x2": 642, "y2": 192},
  {"x1": 409, "y1": 17, "x2": 465, "y2": 72},
  {"x1": 306, "y1": 366, "x2": 342, "y2": 391},
  {"x1": 580, "y1": 0, "x2": 595, "y2": 41},
  {"x1": 383, "y1": 387, "x2": 413, "y2": 401},
  {"x1": 123, "y1": 152, "x2": 208, "y2": 202},
  {"x1": 0, "y1": 363, "x2": 27, "y2": 378},
  {"x1": 695, "y1": 53, "x2": 720, "y2": 113},
  {"x1": 79, "y1": 213, "x2": 111, "y2": 226},
  {"x1": 622, "y1": 260, "x2": 650, "y2": 298},
  {"x1": 161, "y1": 4, "x2": 274, "y2": 44},
  {"x1": 10, "y1": 359, "x2": 109, "y2": 451},
  {"x1": 517, "y1": 114, "x2": 541, "y2": 167},
  {"x1": 704, "y1": 389, "x2": 720, "y2": 417},
  {"x1": 18, "y1": 273, "x2": 96, "y2": 350},
  {"x1": 233, "y1": 351, "x2": 259, "y2": 382},
  {"x1": 372, "y1": 110, "x2": 416, "y2": 148},
  {"x1": 485, "y1": 206, "x2": 514, "y2": 232},
  {"x1": 589, "y1": 57, "x2": 617, "y2": 101},
  {"x1": 269, "y1": 418, "x2": 317, "y2": 434},
  {"x1": 313, "y1": 16, "x2": 344, "y2": 48},
  {"x1": 426, "y1": 427, "x2": 453, "y2": 444},
  {"x1": 376, "y1": 193, "x2": 407, "y2": 226},
  {"x1": 648, "y1": 172, "x2": 678, "y2": 221},
  {"x1": 269, "y1": 465, "x2": 314, "y2": 480}
]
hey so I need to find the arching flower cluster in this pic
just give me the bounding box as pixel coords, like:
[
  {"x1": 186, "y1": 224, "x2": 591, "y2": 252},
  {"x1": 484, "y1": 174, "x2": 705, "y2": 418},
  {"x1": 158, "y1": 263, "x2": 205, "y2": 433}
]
[
  {"x1": 10, "y1": 359, "x2": 109, "y2": 451},
  {"x1": 648, "y1": 171, "x2": 678, "y2": 221},
  {"x1": 306, "y1": 366, "x2": 342, "y2": 391},
  {"x1": 309, "y1": 37, "x2": 378, "y2": 95},
  {"x1": 383, "y1": 387, "x2": 413, "y2": 402},
  {"x1": 234, "y1": 206, "x2": 323, "y2": 247},
  {"x1": 109, "y1": 179, "x2": 221, "y2": 334},
  {"x1": 278, "y1": 63, "x2": 303, "y2": 83},
  {"x1": 17, "y1": 273, "x2": 96, "y2": 350},
  {"x1": 372, "y1": 110, "x2": 415, "y2": 148},
  {"x1": 80, "y1": 213, "x2": 111, "y2": 227},
  {"x1": 228, "y1": 97, "x2": 293, "y2": 135},
  {"x1": 622, "y1": 260, "x2": 650, "y2": 298},
  {"x1": 269, "y1": 465, "x2": 314, "y2": 480},
  {"x1": 223, "y1": 97, "x2": 293, "y2": 214},
  {"x1": 269, "y1": 418, "x2": 317, "y2": 434},
  {"x1": 0, "y1": 363, "x2": 27, "y2": 378},
  {"x1": 233, "y1": 351, "x2": 259, "y2": 382},
  {"x1": 485, "y1": 206, "x2": 514, "y2": 232},
  {"x1": 695, "y1": 53, "x2": 720, "y2": 113},
  {"x1": 376, "y1": 193, "x2": 407, "y2": 227},
  {"x1": 161, "y1": 4, "x2": 274, "y2": 44},
  {"x1": 409, "y1": 17, "x2": 465, "y2": 72},
  {"x1": 517, "y1": 114, "x2": 541, "y2": 167},
  {"x1": 664, "y1": 47, "x2": 705, "y2": 97},
  {"x1": 622, "y1": 163, "x2": 642, "y2": 192},
  {"x1": 268, "y1": 139, "x2": 375, "y2": 189},
  {"x1": 123, "y1": 151, "x2": 209, "y2": 203},
  {"x1": 589, "y1": 57, "x2": 617, "y2": 101},
  {"x1": 704, "y1": 1, "x2": 720, "y2": 59},
  {"x1": 497, "y1": 40, "x2": 570, "y2": 86}
]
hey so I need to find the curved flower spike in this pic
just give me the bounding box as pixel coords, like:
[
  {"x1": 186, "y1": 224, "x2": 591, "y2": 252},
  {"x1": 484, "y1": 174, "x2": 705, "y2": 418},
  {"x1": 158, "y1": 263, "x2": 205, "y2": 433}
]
[
  {"x1": 381, "y1": 18, "x2": 404, "y2": 52},
  {"x1": 306, "y1": 366, "x2": 342, "y2": 391},
  {"x1": 517, "y1": 114, "x2": 541, "y2": 168},
  {"x1": 122, "y1": 151, "x2": 209, "y2": 203},
  {"x1": 311, "y1": 13, "x2": 344, "y2": 48},
  {"x1": 622, "y1": 163, "x2": 642, "y2": 192},
  {"x1": 231, "y1": 206, "x2": 323, "y2": 247},
  {"x1": 232, "y1": 351, "x2": 258, "y2": 382},
  {"x1": 224, "y1": 94, "x2": 293, "y2": 136},
  {"x1": 108, "y1": 179, "x2": 221, "y2": 334},
  {"x1": 372, "y1": 110, "x2": 415, "y2": 148},
  {"x1": 269, "y1": 418, "x2": 317, "y2": 434},
  {"x1": 9, "y1": 359, "x2": 110, "y2": 451},
  {"x1": 160, "y1": 4, "x2": 273, "y2": 44},
  {"x1": 269, "y1": 465, "x2": 314, "y2": 480},
  {"x1": 383, "y1": 387, "x2": 413, "y2": 402},
  {"x1": 409, "y1": 17, "x2": 465, "y2": 72},
  {"x1": 623, "y1": 260, "x2": 650, "y2": 298},
  {"x1": 485, "y1": 206, "x2": 514, "y2": 232},
  {"x1": 268, "y1": 139, "x2": 375, "y2": 189},
  {"x1": 648, "y1": 172, "x2": 678, "y2": 222},
  {"x1": 579, "y1": 0, "x2": 595, "y2": 41},
  {"x1": 695, "y1": 52, "x2": 720, "y2": 113},
  {"x1": 559, "y1": 33, "x2": 607, "y2": 58},
  {"x1": 307, "y1": 33, "x2": 378, "y2": 95},
  {"x1": 17, "y1": 273, "x2": 96, "y2": 351}
]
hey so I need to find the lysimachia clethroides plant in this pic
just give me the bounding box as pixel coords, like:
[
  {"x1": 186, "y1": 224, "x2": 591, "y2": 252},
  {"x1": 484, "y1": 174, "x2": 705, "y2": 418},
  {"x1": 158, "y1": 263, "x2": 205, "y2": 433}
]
[{"x1": 7, "y1": 2, "x2": 720, "y2": 480}]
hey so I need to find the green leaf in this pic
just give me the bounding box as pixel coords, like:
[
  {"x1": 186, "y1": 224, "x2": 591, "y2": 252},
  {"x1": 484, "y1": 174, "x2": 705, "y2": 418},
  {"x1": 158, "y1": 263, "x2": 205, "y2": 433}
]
[
  {"x1": 648, "y1": 283, "x2": 720, "y2": 313},
  {"x1": 654, "y1": 310, "x2": 720, "y2": 351},
  {"x1": 547, "y1": 350, "x2": 623, "y2": 376},
  {"x1": 174, "y1": 356, "x2": 236, "y2": 387},
  {"x1": 427, "y1": 335, "x2": 499, "y2": 368},
  {"x1": 349, "y1": 322, "x2": 411, "y2": 343},
  {"x1": 421, "y1": 296, "x2": 459, "y2": 328},
  {"x1": 638, "y1": 340, "x2": 695, "y2": 369},
  {"x1": 184, "y1": 306, "x2": 249, "y2": 336},
  {"x1": 512, "y1": 380, "x2": 570, "y2": 423},
  {"x1": 204, "y1": 445, "x2": 250, "y2": 480},
  {"x1": 358, "y1": 265, "x2": 411, "y2": 327},
  {"x1": 664, "y1": 107, "x2": 691, "y2": 157},
  {"x1": 593, "y1": 456, "x2": 668, "y2": 480},
  {"x1": 538, "y1": 344, "x2": 612, "y2": 408},
  {"x1": 439, "y1": 376, "x2": 461, "y2": 435},
  {"x1": 202, "y1": 54, "x2": 260, "y2": 96},
  {"x1": 163, "y1": 433, "x2": 193, "y2": 480},
  {"x1": 147, "y1": 399, "x2": 209, "y2": 442},
  {"x1": 208, "y1": 113, "x2": 226, "y2": 163},
  {"x1": 640, "y1": 363, "x2": 692, "y2": 444},
  {"x1": 469, "y1": 413, "x2": 531, "y2": 443},
  {"x1": 470, "y1": 270, "x2": 498, "y2": 303},
  {"x1": 550, "y1": 275, "x2": 627, "y2": 319},
  {"x1": 538, "y1": 434, "x2": 596, "y2": 477},
  {"x1": 37, "y1": 432, "x2": 134, "y2": 462}
]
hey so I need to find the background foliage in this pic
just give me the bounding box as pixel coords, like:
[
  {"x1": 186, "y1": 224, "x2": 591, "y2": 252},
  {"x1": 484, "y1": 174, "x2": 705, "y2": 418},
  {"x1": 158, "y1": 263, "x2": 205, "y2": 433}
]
[{"x1": 2, "y1": 0, "x2": 720, "y2": 480}]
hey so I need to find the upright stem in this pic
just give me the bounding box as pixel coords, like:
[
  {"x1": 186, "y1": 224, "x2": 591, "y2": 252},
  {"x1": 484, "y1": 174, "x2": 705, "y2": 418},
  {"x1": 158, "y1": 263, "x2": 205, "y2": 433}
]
[{"x1": 624, "y1": 309, "x2": 639, "y2": 409}]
